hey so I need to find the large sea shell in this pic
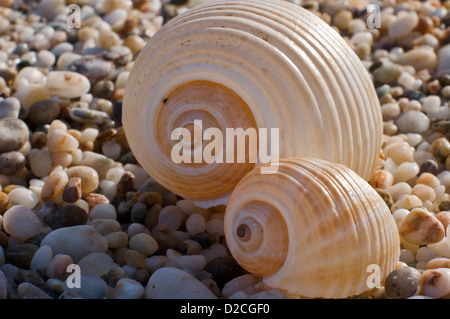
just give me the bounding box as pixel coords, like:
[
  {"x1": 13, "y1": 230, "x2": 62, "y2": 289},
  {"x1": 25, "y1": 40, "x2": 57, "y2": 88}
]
[
  {"x1": 123, "y1": 0, "x2": 382, "y2": 207},
  {"x1": 224, "y1": 157, "x2": 400, "y2": 298}
]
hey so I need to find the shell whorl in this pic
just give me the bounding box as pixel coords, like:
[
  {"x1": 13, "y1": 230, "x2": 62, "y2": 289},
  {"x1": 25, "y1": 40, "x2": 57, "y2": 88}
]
[
  {"x1": 123, "y1": 0, "x2": 382, "y2": 207},
  {"x1": 224, "y1": 157, "x2": 400, "y2": 298}
]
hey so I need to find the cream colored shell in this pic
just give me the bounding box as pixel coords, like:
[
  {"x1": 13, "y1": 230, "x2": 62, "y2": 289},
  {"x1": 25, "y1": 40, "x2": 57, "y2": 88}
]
[
  {"x1": 224, "y1": 157, "x2": 400, "y2": 298},
  {"x1": 123, "y1": 0, "x2": 382, "y2": 207}
]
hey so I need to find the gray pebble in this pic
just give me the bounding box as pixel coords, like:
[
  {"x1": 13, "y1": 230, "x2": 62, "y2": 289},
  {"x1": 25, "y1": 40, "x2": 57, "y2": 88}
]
[
  {"x1": 27, "y1": 99, "x2": 60, "y2": 126},
  {"x1": 0, "y1": 151, "x2": 26, "y2": 175},
  {"x1": 107, "y1": 266, "x2": 127, "y2": 287},
  {"x1": 0, "y1": 118, "x2": 29, "y2": 153},
  {"x1": 63, "y1": 275, "x2": 108, "y2": 299},
  {"x1": 69, "y1": 108, "x2": 111, "y2": 125},
  {"x1": 419, "y1": 159, "x2": 438, "y2": 175},
  {"x1": 17, "y1": 282, "x2": 53, "y2": 299},
  {"x1": 66, "y1": 56, "x2": 114, "y2": 82},
  {"x1": 14, "y1": 269, "x2": 45, "y2": 289},
  {"x1": 5, "y1": 243, "x2": 39, "y2": 268},
  {"x1": 130, "y1": 201, "x2": 148, "y2": 224},
  {"x1": 0, "y1": 97, "x2": 21, "y2": 119},
  {"x1": 384, "y1": 267, "x2": 421, "y2": 299}
]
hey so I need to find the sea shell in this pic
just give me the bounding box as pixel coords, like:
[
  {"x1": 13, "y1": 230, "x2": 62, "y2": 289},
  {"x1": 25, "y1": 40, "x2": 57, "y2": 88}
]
[
  {"x1": 123, "y1": 0, "x2": 382, "y2": 207},
  {"x1": 224, "y1": 157, "x2": 400, "y2": 298}
]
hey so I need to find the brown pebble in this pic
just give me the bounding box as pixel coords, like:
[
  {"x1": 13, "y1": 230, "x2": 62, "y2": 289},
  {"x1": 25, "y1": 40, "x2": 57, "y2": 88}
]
[
  {"x1": 62, "y1": 177, "x2": 82, "y2": 203},
  {"x1": 428, "y1": 79, "x2": 442, "y2": 95},
  {"x1": 416, "y1": 15, "x2": 434, "y2": 34},
  {"x1": 117, "y1": 171, "x2": 135, "y2": 195},
  {"x1": 144, "y1": 203, "x2": 162, "y2": 231},
  {"x1": 131, "y1": 268, "x2": 150, "y2": 285},
  {"x1": 416, "y1": 172, "x2": 441, "y2": 189},
  {"x1": 107, "y1": 266, "x2": 127, "y2": 287},
  {"x1": 370, "y1": 170, "x2": 394, "y2": 189},
  {"x1": 0, "y1": 191, "x2": 9, "y2": 214},
  {"x1": 435, "y1": 211, "x2": 450, "y2": 232},
  {"x1": 376, "y1": 188, "x2": 393, "y2": 208},
  {"x1": 14, "y1": 270, "x2": 45, "y2": 289},
  {"x1": 430, "y1": 137, "x2": 450, "y2": 163},
  {"x1": 426, "y1": 257, "x2": 450, "y2": 269},
  {"x1": 30, "y1": 131, "x2": 48, "y2": 149},
  {"x1": 138, "y1": 192, "x2": 163, "y2": 207},
  {"x1": 82, "y1": 193, "x2": 110, "y2": 211},
  {"x1": 439, "y1": 201, "x2": 450, "y2": 212},
  {"x1": 124, "y1": 249, "x2": 145, "y2": 269}
]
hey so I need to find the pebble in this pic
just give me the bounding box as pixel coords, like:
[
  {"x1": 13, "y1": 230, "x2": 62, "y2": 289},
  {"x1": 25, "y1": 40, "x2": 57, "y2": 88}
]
[
  {"x1": 47, "y1": 129, "x2": 79, "y2": 153},
  {"x1": 399, "y1": 207, "x2": 445, "y2": 245},
  {"x1": 438, "y1": 44, "x2": 450, "y2": 74},
  {"x1": 397, "y1": 46, "x2": 438, "y2": 71},
  {"x1": 435, "y1": 211, "x2": 450, "y2": 230},
  {"x1": 158, "y1": 205, "x2": 185, "y2": 231},
  {"x1": 426, "y1": 258, "x2": 450, "y2": 269},
  {"x1": 0, "y1": 151, "x2": 26, "y2": 175},
  {"x1": 66, "y1": 56, "x2": 114, "y2": 82},
  {"x1": 222, "y1": 274, "x2": 261, "y2": 299},
  {"x1": 388, "y1": 11, "x2": 419, "y2": 39},
  {"x1": 2, "y1": 205, "x2": 42, "y2": 241},
  {"x1": 62, "y1": 177, "x2": 82, "y2": 203},
  {"x1": 63, "y1": 275, "x2": 108, "y2": 299},
  {"x1": 372, "y1": 61, "x2": 402, "y2": 85},
  {"x1": 5, "y1": 244, "x2": 39, "y2": 269},
  {"x1": 107, "y1": 266, "x2": 127, "y2": 287},
  {"x1": 384, "y1": 266, "x2": 421, "y2": 299},
  {"x1": 124, "y1": 250, "x2": 146, "y2": 269},
  {"x1": 204, "y1": 256, "x2": 247, "y2": 288},
  {"x1": 45, "y1": 254, "x2": 73, "y2": 281},
  {"x1": 80, "y1": 151, "x2": 115, "y2": 180},
  {"x1": 390, "y1": 194, "x2": 422, "y2": 212},
  {"x1": 104, "y1": 231, "x2": 128, "y2": 249},
  {"x1": 0, "y1": 97, "x2": 20, "y2": 119},
  {"x1": 40, "y1": 166, "x2": 68, "y2": 202},
  {"x1": 40, "y1": 225, "x2": 108, "y2": 263},
  {"x1": 145, "y1": 267, "x2": 217, "y2": 299},
  {"x1": 410, "y1": 184, "x2": 436, "y2": 202},
  {"x1": 396, "y1": 110, "x2": 430, "y2": 133},
  {"x1": 177, "y1": 254, "x2": 206, "y2": 272},
  {"x1": 46, "y1": 71, "x2": 91, "y2": 99},
  {"x1": 17, "y1": 282, "x2": 52, "y2": 299},
  {"x1": 46, "y1": 204, "x2": 88, "y2": 229},
  {"x1": 66, "y1": 166, "x2": 99, "y2": 193},
  {"x1": 87, "y1": 218, "x2": 121, "y2": 235},
  {"x1": 30, "y1": 245, "x2": 53, "y2": 272},
  {"x1": 0, "y1": 271, "x2": 6, "y2": 299},
  {"x1": 89, "y1": 203, "x2": 117, "y2": 220},
  {"x1": 29, "y1": 149, "x2": 52, "y2": 178},
  {"x1": 129, "y1": 233, "x2": 159, "y2": 256},
  {"x1": 420, "y1": 268, "x2": 450, "y2": 299},
  {"x1": 113, "y1": 278, "x2": 145, "y2": 299},
  {"x1": 77, "y1": 252, "x2": 114, "y2": 277},
  {"x1": 27, "y1": 99, "x2": 60, "y2": 126},
  {"x1": 369, "y1": 170, "x2": 394, "y2": 189},
  {"x1": 0, "y1": 118, "x2": 29, "y2": 153},
  {"x1": 69, "y1": 108, "x2": 111, "y2": 126}
]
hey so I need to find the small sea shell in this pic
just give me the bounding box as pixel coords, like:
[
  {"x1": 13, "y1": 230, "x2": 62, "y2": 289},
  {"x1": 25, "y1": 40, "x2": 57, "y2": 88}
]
[
  {"x1": 224, "y1": 157, "x2": 400, "y2": 298},
  {"x1": 123, "y1": 0, "x2": 382, "y2": 207}
]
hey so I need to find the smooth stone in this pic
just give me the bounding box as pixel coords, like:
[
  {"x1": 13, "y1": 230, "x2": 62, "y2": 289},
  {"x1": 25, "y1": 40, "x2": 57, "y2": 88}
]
[
  {"x1": 30, "y1": 245, "x2": 53, "y2": 272},
  {"x1": 47, "y1": 129, "x2": 79, "y2": 153},
  {"x1": 63, "y1": 275, "x2": 108, "y2": 299},
  {"x1": 45, "y1": 254, "x2": 73, "y2": 281},
  {"x1": 0, "y1": 271, "x2": 6, "y2": 299},
  {"x1": 7, "y1": 188, "x2": 39, "y2": 209},
  {"x1": 0, "y1": 97, "x2": 20, "y2": 119},
  {"x1": 177, "y1": 254, "x2": 206, "y2": 272},
  {"x1": 205, "y1": 256, "x2": 247, "y2": 288},
  {"x1": 438, "y1": 44, "x2": 450, "y2": 74},
  {"x1": 66, "y1": 56, "x2": 114, "y2": 82},
  {"x1": 46, "y1": 71, "x2": 91, "y2": 98},
  {"x1": 384, "y1": 266, "x2": 421, "y2": 299},
  {"x1": 421, "y1": 268, "x2": 450, "y2": 299},
  {"x1": 80, "y1": 151, "x2": 115, "y2": 180},
  {"x1": 396, "y1": 110, "x2": 430, "y2": 133},
  {"x1": 0, "y1": 151, "x2": 26, "y2": 175},
  {"x1": 27, "y1": 99, "x2": 60, "y2": 125},
  {"x1": 145, "y1": 267, "x2": 217, "y2": 299},
  {"x1": 66, "y1": 166, "x2": 99, "y2": 194},
  {"x1": 40, "y1": 166, "x2": 68, "y2": 202},
  {"x1": 14, "y1": 269, "x2": 45, "y2": 289},
  {"x1": 113, "y1": 278, "x2": 145, "y2": 299},
  {"x1": 46, "y1": 204, "x2": 88, "y2": 229},
  {"x1": 222, "y1": 274, "x2": 261, "y2": 299},
  {"x1": 130, "y1": 201, "x2": 148, "y2": 224},
  {"x1": 397, "y1": 46, "x2": 438, "y2": 71},
  {"x1": 5, "y1": 243, "x2": 39, "y2": 268},
  {"x1": 89, "y1": 203, "x2": 117, "y2": 220},
  {"x1": 77, "y1": 252, "x2": 114, "y2": 277},
  {"x1": 2, "y1": 205, "x2": 42, "y2": 240},
  {"x1": 62, "y1": 177, "x2": 82, "y2": 203},
  {"x1": 0, "y1": 118, "x2": 29, "y2": 153},
  {"x1": 399, "y1": 207, "x2": 445, "y2": 245},
  {"x1": 92, "y1": 80, "x2": 114, "y2": 100},
  {"x1": 107, "y1": 266, "x2": 127, "y2": 287},
  {"x1": 158, "y1": 205, "x2": 185, "y2": 232},
  {"x1": 69, "y1": 108, "x2": 111, "y2": 125},
  {"x1": 17, "y1": 282, "x2": 53, "y2": 299},
  {"x1": 129, "y1": 233, "x2": 159, "y2": 256},
  {"x1": 87, "y1": 218, "x2": 121, "y2": 235},
  {"x1": 427, "y1": 257, "x2": 450, "y2": 269},
  {"x1": 372, "y1": 61, "x2": 402, "y2": 85},
  {"x1": 33, "y1": 201, "x2": 59, "y2": 224},
  {"x1": 104, "y1": 231, "x2": 128, "y2": 249},
  {"x1": 177, "y1": 239, "x2": 203, "y2": 255},
  {"x1": 40, "y1": 225, "x2": 108, "y2": 263},
  {"x1": 29, "y1": 149, "x2": 52, "y2": 178},
  {"x1": 388, "y1": 11, "x2": 419, "y2": 39}
]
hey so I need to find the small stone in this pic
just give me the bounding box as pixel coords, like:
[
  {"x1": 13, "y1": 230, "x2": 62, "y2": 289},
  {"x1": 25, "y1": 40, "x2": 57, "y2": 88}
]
[
  {"x1": 78, "y1": 252, "x2": 114, "y2": 277},
  {"x1": 5, "y1": 243, "x2": 39, "y2": 268},
  {"x1": 177, "y1": 239, "x2": 203, "y2": 255},
  {"x1": 396, "y1": 110, "x2": 430, "y2": 133},
  {"x1": 145, "y1": 267, "x2": 217, "y2": 299},
  {"x1": 186, "y1": 213, "x2": 207, "y2": 236},
  {"x1": 66, "y1": 166, "x2": 99, "y2": 193},
  {"x1": 92, "y1": 80, "x2": 114, "y2": 100},
  {"x1": 69, "y1": 108, "x2": 111, "y2": 126},
  {"x1": 3, "y1": 205, "x2": 42, "y2": 241},
  {"x1": 376, "y1": 188, "x2": 393, "y2": 208},
  {"x1": 113, "y1": 278, "x2": 145, "y2": 299},
  {"x1": 46, "y1": 204, "x2": 88, "y2": 229},
  {"x1": 158, "y1": 205, "x2": 185, "y2": 231},
  {"x1": 40, "y1": 225, "x2": 108, "y2": 263},
  {"x1": 80, "y1": 151, "x2": 115, "y2": 180},
  {"x1": 17, "y1": 282, "x2": 53, "y2": 299},
  {"x1": 426, "y1": 258, "x2": 450, "y2": 269},
  {"x1": 107, "y1": 266, "x2": 127, "y2": 287},
  {"x1": 419, "y1": 159, "x2": 438, "y2": 175},
  {"x1": 45, "y1": 254, "x2": 73, "y2": 281},
  {"x1": 420, "y1": 268, "x2": 450, "y2": 299},
  {"x1": 384, "y1": 267, "x2": 421, "y2": 299},
  {"x1": 63, "y1": 275, "x2": 108, "y2": 299},
  {"x1": 124, "y1": 250, "x2": 146, "y2": 269},
  {"x1": 438, "y1": 44, "x2": 450, "y2": 74},
  {"x1": 27, "y1": 99, "x2": 60, "y2": 126},
  {"x1": 410, "y1": 184, "x2": 436, "y2": 202},
  {"x1": 388, "y1": 11, "x2": 419, "y2": 39},
  {"x1": 144, "y1": 203, "x2": 162, "y2": 231},
  {"x1": 116, "y1": 171, "x2": 135, "y2": 195},
  {"x1": 14, "y1": 269, "x2": 45, "y2": 289},
  {"x1": 104, "y1": 231, "x2": 128, "y2": 249},
  {"x1": 416, "y1": 172, "x2": 441, "y2": 189},
  {"x1": 0, "y1": 97, "x2": 20, "y2": 119},
  {"x1": 222, "y1": 274, "x2": 261, "y2": 299},
  {"x1": 89, "y1": 203, "x2": 117, "y2": 220},
  {"x1": 190, "y1": 232, "x2": 217, "y2": 249},
  {"x1": 0, "y1": 118, "x2": 29, "y2": 153},
  {"x1": 399, "y1": 207, "x2": 445, "y2": 245},
  {"x1": 66, "y1": 56, "x2": 114, "y2": 82},
  {"x1": 87, "y1": 218, "x2": 121, "y2": 235},
  {"x1": 47, "y1": 129, "x2": 79, "y2": 153},
  {"x1": 435, "y1": 211, "x2": 450, "y2": 230},
  {"x1": 30, "y1": 245, "x2": 53, "y2": 272},
  {"x1": 397, "y1": 46, "x2": 438, "y2": 71},
  {"x1": 62, "y1": 177, "x2": 82, "y2": 203},
  {"x1": 177, "y1": 254, "x2": 206, "y2": 272},
  {"x1": 138, "y1": 192, "x2": 163, "y2": 208},
  {"x1": 0, "y1": 151, "x2": 26, "y2": 175},
  {"x1": 46, "y1": 71, "x2": 90, "y2": 98},
  {"x1": 130, "y1": 202, "x2": 147, "y2": 224},
  {"x1": 430, "y1": 137, "x2": 450, "y2": 163},
  {"x1": 205, "y1": 256, "x2": 248, "y2": 288},
  {"x1": 129, "y1": 233, "x2": 159, "y2": 256},
  {"x1": 82, "y1": 193, "x2": 110, "y2": 211},
  {"x1": 40, "y1": 166, "x2": 68, "y2": 202},
  {"x1": 372, "y1": 61, "x2": 402, "y2": 85}
]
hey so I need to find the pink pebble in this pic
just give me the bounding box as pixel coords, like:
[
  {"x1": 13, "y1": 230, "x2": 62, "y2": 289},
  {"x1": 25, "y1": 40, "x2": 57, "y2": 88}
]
[{"x1": 45, "y1": 254, "x2": 74, "y2": 281}]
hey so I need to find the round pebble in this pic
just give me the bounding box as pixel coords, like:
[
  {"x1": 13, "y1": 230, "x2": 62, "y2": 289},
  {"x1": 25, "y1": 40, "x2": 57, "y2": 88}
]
[
  {"x1": 399, "y1": 207, "x2": 445, "y2": 245},
  {"x1": 113, "y1": 278, "x2": 145, "y2": 299},
  {"x1": 46, "y1": 71, "x2": 91, "y2": 99},
  {"x1": 2, "y1": 205, "x2": 42, "y2": 241},
  {"x1": 66, "y1": 166, "x2": 99, "y2": 193},
  {"x1": 0, "y1": 97, "x2": 20, "y2": 119},
  {"x1": 0, "y1": 118, "x2": 29, "y2": 153},
  {"x1": 384, "y1": 267, "x2": 421, "y2": 299}
]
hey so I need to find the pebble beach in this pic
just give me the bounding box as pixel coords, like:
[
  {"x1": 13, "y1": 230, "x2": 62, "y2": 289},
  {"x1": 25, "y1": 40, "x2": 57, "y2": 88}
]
[{"x1": 0, "y1": 0, "x2": 449, "y2": 300}]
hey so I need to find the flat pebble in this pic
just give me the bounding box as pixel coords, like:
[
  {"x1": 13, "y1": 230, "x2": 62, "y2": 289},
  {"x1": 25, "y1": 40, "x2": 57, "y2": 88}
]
[
  {"x1": 2, "y1": 205, "x2": 42, "y2": 240},
  {"x1": 27, "y1": 99, "x2": 60, "y2": 126},
  {"x1": 46, "y1": 71, "x2": 91, "y2": 98},
  {"x1": 420, "y1": 268, "x2": 450, "y2": 299},
  {"x1": 145, "y1": 267, "x2": 217, "y2": 299},
  {"x1": 0, "y1": 118, "x2": 29, "y2": 153},
  {"x1": 77, "y1": 252, "x2": 114, "y2": 277},
  {"x1": 113, "y1": 278, "x2": 145, "y2": 299},
  {"x1": 399, "y1": 207, "x2": 445, "y2": 245},
  {"x1": 40, "y1": 225, "x2": 108, "y2": 263}
]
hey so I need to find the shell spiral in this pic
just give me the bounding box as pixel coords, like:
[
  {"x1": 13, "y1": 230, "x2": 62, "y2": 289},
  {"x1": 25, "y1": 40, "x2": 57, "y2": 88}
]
[
  {"x1": 123, "y1": 0, "x2": 382, "y2": 207},
  {"x1": 224, "y1": 157, "x2": 400, "y2": 298}
]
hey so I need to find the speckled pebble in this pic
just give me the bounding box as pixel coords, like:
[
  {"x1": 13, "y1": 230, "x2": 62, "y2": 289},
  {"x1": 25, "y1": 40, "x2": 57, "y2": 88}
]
[
  {"x1": 399, "y1": 207, "x2": 445, "y2": 245},
  {"x1": 0, "y1": 118, "x2": 29, "y2": 153},
  {"x1": 385, "y1": 266, "x2": 421, "y2": 299}
]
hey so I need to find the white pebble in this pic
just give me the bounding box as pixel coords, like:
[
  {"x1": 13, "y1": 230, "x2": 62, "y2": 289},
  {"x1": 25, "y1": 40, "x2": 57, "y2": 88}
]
[
  {"x1": 158, "y1": 205, "x2": 185, "y2": 231},
  {"x1": 113, "y1": 278, "x2": 145, "y2": 299},
  {"x1": 129, "y1": 233, "x2": 159, "y2": 256},
  {"x1": 205, "y1": 219, "x2": 225, "y2": 236},
  {"x1": 89, "y1": 203, "x2": 117, "y2": 220},
  {"x1": 7, "y1": 188, "x2": 39, "y2": 209},
  {"x1": 422, "y1": 95, "x2": 441, "y2": 114},
  {"x1": 102, "y1": 141, "x2": 121, "y2": 160},
  {"x1": 106, "y1": 167, "x2": 125, "y2": 184},
  {"x1": 127, "y1": 223, "x2": 150, "y2": 238},
  {"x1": 46, "y1": 71, "x2": 91, "y2": 99},
  {"x1": 98, "y1": 179, "x2": 117, "y2": 202},
  {"x1": 396, "y1": 110, "x2": 430, "y2": 133},
  {"x1": 2, "y1": 205, "x2": 42, "y2": 240},
  {"x1": 393, "y1": 162, "x2": 420, "y2": 183},
  {"x1": 177, "y1": 255, "x2": 206, "y2": 272},
  {"x1": 145, "y1": 256, "x2": 167, "y2": 273},
  {"x1": 77, "y1": 252, "x2": 114, "y2": 277},
  {"x1": 186, "y1": 213, "x2": 206, "y2": 235},
  {"x1": 30, "y1": 245, "x2": 53, "y2": 272}
]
